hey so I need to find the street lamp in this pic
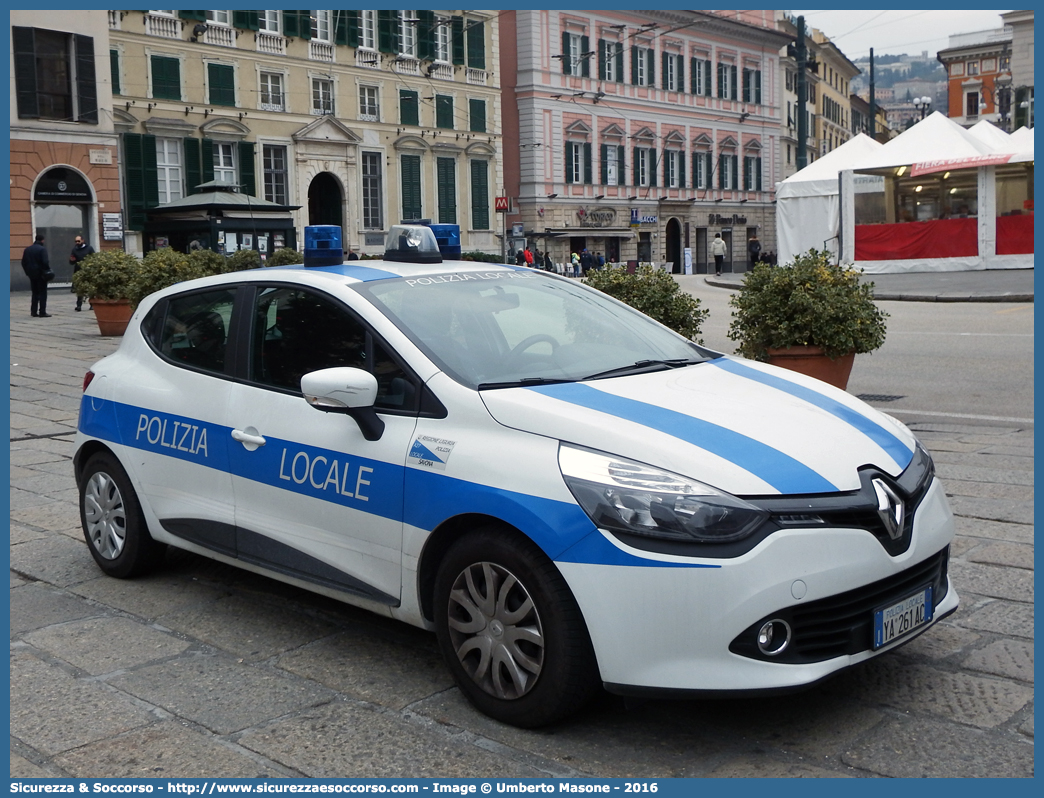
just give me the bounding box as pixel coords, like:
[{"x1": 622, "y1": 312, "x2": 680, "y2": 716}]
[{"x1": 913, "y1": 96, "x2": 932, "y2": 120}]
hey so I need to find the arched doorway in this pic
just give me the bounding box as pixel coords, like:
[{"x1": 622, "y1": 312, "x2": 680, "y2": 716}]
[
  {"x1": 308, "y1": 172, "x2": 343, "y2": 227},
  {"x1": 665, "y1": 218, "x2": 682, "y2": 273},
  {"x1": 33, "y1": 166, "x2": 94, "y2": 283}
]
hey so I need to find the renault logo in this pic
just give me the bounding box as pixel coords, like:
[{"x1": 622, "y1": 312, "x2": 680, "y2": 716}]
[{"x1": 872, "y1": 478, "x2": 905, "y2": 540}]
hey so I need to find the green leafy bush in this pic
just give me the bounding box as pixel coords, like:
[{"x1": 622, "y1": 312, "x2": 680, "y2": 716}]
[
  {"x1": 727, "y1": 250, "x2": 888, "y2": 360},
  {"x1": 265, "y1": 247, "x2": 304, "y2": 267},
  {"x1": 226, "y1": 248, "x2": 262, "y2": 272},
  {"x1": 126, "y1": 248, "x2": 211, "y2": 308},
  {"x1": 187, "y1": 249, "x2": 226, "y2": 274},
  {"x1": 72, "y1": 249, "x2": 142, "y2": 301},
  {"x1": 584, "y1": 264, "x2": 708, "y2": 343},
  {"x1": 460, "y1": 251, "x2": 504, "y2": 263}
]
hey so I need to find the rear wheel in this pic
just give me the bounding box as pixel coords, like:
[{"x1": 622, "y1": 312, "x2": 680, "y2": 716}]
[
  {"x1": 79, "y1": 452, "x2": 166, "y2": 578},
  {"x1": 434, "y1": 526, "x2": 598, "y2": 727}
]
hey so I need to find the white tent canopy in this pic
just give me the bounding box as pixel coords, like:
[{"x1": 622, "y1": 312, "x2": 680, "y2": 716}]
[
  {"x1": 775, "y1": 133, "x2": 882, "y2": 265},
  {"x1": 968, "y1": 119, "x2": 1014, "y2": 150},
  {"x1": 852, "y1": 111, "x2": 1000, "y2": 171}
]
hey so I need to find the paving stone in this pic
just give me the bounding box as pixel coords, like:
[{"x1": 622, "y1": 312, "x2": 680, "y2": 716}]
[
  {"x1": 10, "y1": 583, "x2": 105, "y2": 635},
  {"x1": 966, "y1": 541, "x2": 1034, "y2": 570},
  {"x1": 963, "y1": 639, "x2": 1034, "y2": 683},
  {"x1": 237, "y1": 700, "x2": 544, "y2": 778},
  {"x1": 54, "y1": 720, "x2": 278, "y2": 779},
  {"x1": 10, "y1": 753, "x2": 54, "y2": 778},
  {"x1": 947, "y1": 496, "x2": 1034, "y2": 525},
  {"x1": 110, "y1": 654, "x2": 336, "y2": 735},
  {"x1": 11, "y1": 573, "x2": 30, "y2": 588},
  {"x1": 950, "y1": 535, "x2": 979, "y2": 558},
  {"x1": 895, "y1": 622, "x2": 980, "y2": 661},
  {"x1": 156, "y1": 594, "x2": 340, "y2": 662},
  {"x1": 10, "y1": 651, "x2": 154, "y2": 756},
  {"x1": 825, "y1": 656, "x2": 1032, "y2": 729},
  {"x1": 958, "y1": 600, "x2": 1034, "y2": 639},
  {"x1": 70, "y1": 572, "x2": 230, "y2": 623},
  {"x1": 275, "y1": 629, "x2": 453, "y2": 711},
  {"x1": 954, "y1": 516, "x2": 1033, "y2": 545},
  {"x1": 935, "y1": 464, "x2": 1033, "y2": 487},
  {"x1": 10, "y1": 534, "x2": 100, "y2": 587},
  {"x1": 10, "y1": 499, "x2": 81, "y2": 531},
  {"x1": 707, "y1": 757, "x2": 854, "y2": 778},
  {"x1": 25, "y1": 616, "x2": 191, "y2": 675},
  {"x1": 842, "y1": 715, "x2": 1034, "y2": 777},
  {"x1": 1020, "y1": 712, "x2": 1033, "y2": 738},
  {"x1": 11, "y1": 522, "x2": 48, "y2": 545},
  {"x1": 9, "y1": 447, "x2": 68, "y2": 467},
  {"x1": 949, "y1": 560, "x2": 1033, "y2": 603},
  {"x1": 932, "y1": 451, "x2": 1034, "y2": 473},
  {"x1": 943, "y1": 479, "x2": 1035, "y2": 501}
]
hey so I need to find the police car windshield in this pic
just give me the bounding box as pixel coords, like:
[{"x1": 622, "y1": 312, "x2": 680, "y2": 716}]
[{"x1": 360, "y1": 269, "x2": 709, "y2": 389}]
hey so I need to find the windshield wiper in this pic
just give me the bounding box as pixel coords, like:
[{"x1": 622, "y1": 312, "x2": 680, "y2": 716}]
[
  {"x1": 581, "y1": 358, "x2": 701, "y2": 381},
  {"x1": 477, "y1": 376, "x2": 575, "y2": 390}
]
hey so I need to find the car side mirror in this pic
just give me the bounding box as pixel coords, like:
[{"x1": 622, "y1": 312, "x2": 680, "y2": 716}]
[{"x1": 300, "y1": 367, "x2": 385, "y2": 441}]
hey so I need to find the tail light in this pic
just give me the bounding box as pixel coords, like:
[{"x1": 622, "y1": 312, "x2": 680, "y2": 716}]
[{"x1": 83, "y1": 370, "x2": 95, "y2": 392}]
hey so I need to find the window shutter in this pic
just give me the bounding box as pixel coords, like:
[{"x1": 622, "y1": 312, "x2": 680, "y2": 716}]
[
  {"x1": 679, "y1": 152, "x2": 686, "y2": 188},
  {"x1": 692, "y1": 153, "x2": 699, "y2": 188},
  {"x1": 717, "y1": 62, "x2": 724, "y2": 98},
  {"x1": 451, "y1": 17, "x2": 465, "y2": 65},
  {"x1": 208, "y1": 63, "x2": 235, "y2": 107},
  {"x1": 401, "y1": 154, "x2": 421, "y2": 220},
  {"x1": 647, "y1": 49, "x2": 654, "y2": 86},
  {"x1": 467, "y1": 20, "x2": 486, "y2": 70},
  {"x1": 179, "y1": 11, "x2": 205, "y2": 22},
  {"x1": 663, "y1": 152, "x2": 669, "y2": 187},
  {"x1": 579, "y1": 35, "x2": 589, "y2": 77},
  {"x1": 436, "y1": 95, "x2": 453, "y2": 129},
  {"x1": 649, "y1": 148, "x2": 657, "y2": 188},
  {"x1": 662, "y1": 51, "x2": 669, "y2": 90},
  {"x1": 677, "y1": 55, "x2": 684, "y2": 93},
  {"x1": 598, "y1": 40, "x2": 607, "y2": 80},
  {"x1": 74, "y1": 35, "x2": 98, "y2": 123},
  {"x1": 471, "y1": 160, "x2": 489, "y2": 230},
  {"x1": 334, "y1": 10, "x2": 349, "y2": 45},
  {"x1": 282, "y1": 11, "x2": 298, "y2": 38},
  {"x1": 706, "y1": 152, "x2": 713, "y2": 188},
  {"x1": 13, "y1": 27, "x2": 39, "y2": 119},
  {"x1": 718, "y1": 154, "x2": 725, "y2": 189},
  {"x1": 297, "y1": 11, "x2": 312, "y2": 40},
  {"x1": 600, "y1": 143, "x2": 608, "y2": 185},
  {"x1": 110, "y1": 49, "x2": 121, "y2": 96},
  {"x1": 232, "y1": 11, "x2": 258, "y2": 30},
  {"x1": 417, "y1": 10, "x2": 433, "y2": 59},
  {"x1": 151, "y1": 55, "x2": 181, "y2": 101},
  {"x1": 184, "y1": 137, "x2": 201, "y2": 194},
  {"x1": 378, "y1": 10, "x2": 397, "y2": 53},
  {"x1": 437, "y1": 157, "x2": 456, "y2": 224},
  {"x1": 632, "y1": 146, "x2": 639, "y2": 185},
  {"x1": 704, "y1": 59, "x2": 712, "y2": 95},
  {"x1": 755, "y1": 70, "x2": 762, "y2": 104},
  {"x1": 743, "y1": 69, "x2": 750, "y2": 103},
  {"x1": 201, "y1": 138, "x2": 215, "y2": 185},
  {"x1": 562, "y1": 32, "x2": 572, "y2": 76},
  {"x1": 615, "y1": 45, "x2": 624, "y2": 83},
  {"x1": 731, "y1": 65, "x2": 738, "y2": 100},
  {"x1": 469, "y1": 98, "x2": 485, "y2": 133},
  {"x1": 756, "y1": 156, "x2": 762, "y2": 191},
  {"x1": 618, "y1": 147, "x2": 626, "y2": 186},
  {"x1": 400, "y1": 90, "x2": 419, "y2": 126},
  {"x1": 238, "y1": 141, "x2": 255, "y2": 196},
  {"x1": 565, "y1": 144, "x2": 574, "y2": 184},
  {"x1": 732, "y1": 156, "x2": 738, "y2": 188},
  {"x1": 631, "y1": 46, "x2": 638, "y2": 84},
  {"x1": 346, "y1": 10, "x2": 359, "y2": 48},
  {"x1": 690, "y1": 57, "x2": 698, "y2": 95},
  {"x1": 124, "y1": 133, "x2": 145, "y2": 229},
  {"x1": 583, "y1": 143, "x2": 592, "y2": 184}
]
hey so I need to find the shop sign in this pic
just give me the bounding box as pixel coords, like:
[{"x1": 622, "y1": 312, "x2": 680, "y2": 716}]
[
  {"x1": 33, "y1": 168, "x2": 91, "y2": 204},
  {"x1": 630, "y1": 208, "x2": 658, "y2": 225},
  {"x1": 102, "y1": 212, "x2": 123, "y2": 241},
  {"x1": 708, "y1": 213, "x2": 747, "y2": 225},
  {"x1": 576, "y1": 206, "x2": 617, "y2": 228}
]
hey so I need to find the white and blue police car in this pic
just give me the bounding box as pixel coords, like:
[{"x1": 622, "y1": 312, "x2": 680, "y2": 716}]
[{"x1": 74, "y1": 225, "x2": 957, "y2": 727}]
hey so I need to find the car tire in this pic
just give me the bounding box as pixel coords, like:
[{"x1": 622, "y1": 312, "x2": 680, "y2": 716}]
[
  {"x1": 79, "y1": 452, "x2": 166, "y2": 578},
  {"x1": 434, "y1": 526, "x2": 599, "y2": 727}
]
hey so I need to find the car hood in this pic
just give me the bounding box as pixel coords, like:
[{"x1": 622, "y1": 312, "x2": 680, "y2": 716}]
[{"x1": 479, "y1": 355, "x2": 917, "y2": 496}]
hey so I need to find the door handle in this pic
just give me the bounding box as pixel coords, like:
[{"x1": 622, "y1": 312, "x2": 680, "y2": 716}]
[{"x1": 231, "y1": 428, "x2": 266, "y2": 451}]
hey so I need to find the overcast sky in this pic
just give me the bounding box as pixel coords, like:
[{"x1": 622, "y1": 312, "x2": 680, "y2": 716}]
[{"x1": 789, "y1": 9, "x2": 1013, "y2": 61}]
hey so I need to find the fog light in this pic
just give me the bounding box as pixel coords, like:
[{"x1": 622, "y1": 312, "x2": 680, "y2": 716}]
[{"x1": 756, "y1": 619, "x2": 792, "y2": 656}]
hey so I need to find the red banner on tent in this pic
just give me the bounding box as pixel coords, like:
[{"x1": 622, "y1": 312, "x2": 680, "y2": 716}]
[
  {"x1": 910, "y1": 154, "x2": 1014, "y2": 176},
  {"x1": 996, "y1": 214, "x2": 1034, "y2": 255},
  {"x1": 855, "y1": 218, "x2": 978, "y2": 260}
]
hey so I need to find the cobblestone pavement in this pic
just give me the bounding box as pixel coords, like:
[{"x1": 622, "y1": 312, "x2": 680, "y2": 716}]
[{"x1": 9, "y1": 294, "x2": 1034, "y2": 778}]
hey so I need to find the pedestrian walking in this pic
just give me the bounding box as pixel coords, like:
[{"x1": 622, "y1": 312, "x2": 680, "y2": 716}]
[
  {"x1": 570, "y1": 251, "x2": 581, "y2": 277},
  {"x1": 710, "y1": 233, "x2": 727, "y2": 277},
  {"x1": 543, "y1": 250, "x2": 554, "y2": 271},
  {"x1": 595, "y1": 252, "x2": 605, "y2": 270},
  {"x1": 747, "y1": 235, "x2": 762, "y2": 270},
  {"x1": 516, "y1": 248, "x2": 527, "y2": 266},
  {"x1": 70, "y1": 235, "x2": 95, "y2": 311},
  {"x1": 580, "y1": 248, "x2": 593, "y2": 276},
  {"x1": 21, "y1": 234, "x2": 52, "y2": 318}
]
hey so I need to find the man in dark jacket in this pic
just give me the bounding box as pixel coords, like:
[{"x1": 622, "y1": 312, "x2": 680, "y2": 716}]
[
  {"x1": 70, "y1": 235, "x2": 95, "y2": 311},
  {"x1": 21, "y1": 234, "x2": 51, "y2": 318},
  {"x1": 579, "y1": 248, "x2": 593, "y2": 275}
]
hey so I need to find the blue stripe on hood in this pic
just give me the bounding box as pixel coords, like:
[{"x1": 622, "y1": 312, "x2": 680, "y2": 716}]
[
  {"x1": 710, "y1": 358, "x2": 914, "y2": 469},
  {"x1": 526, "y1": 383, "x2": 838, "y2": 494}
]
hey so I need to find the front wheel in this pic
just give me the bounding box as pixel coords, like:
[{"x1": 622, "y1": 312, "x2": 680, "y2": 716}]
[
  {"x1": 79, "y1": 452, "x2": 166, "y2": 578},
  {"x1": 434, "y1": 527, "x2": 598, "y2": 727}
]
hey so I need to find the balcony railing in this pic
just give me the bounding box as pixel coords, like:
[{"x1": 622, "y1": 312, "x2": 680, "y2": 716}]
[
  {"x1": 310, "y1": 40, "x2": 334, "y2": 62},
  {"x1": 203, "y1": 25, "x2": 235, "y2": 48},
  {"x1": 145, "y1": 13, "x2": 180, "y2": 39},
  {"x1": 428, "y1": 62, "x2": 453, "y2": 81},
  {"x1": 394, "y1": 56, "x2": 421, "y2": 76},
  {"x1": 108, "y1": 11, "x2": 120, "y2": 30},
  {"x1": 466, "y1": 68, "x2": 488, "y2": 86},
  {"x1": 356, "y1": 49, "x2": 379, "y2": 69},
  {"x1": 256, "y1": 31, "x2": 286, "y2": 55}
]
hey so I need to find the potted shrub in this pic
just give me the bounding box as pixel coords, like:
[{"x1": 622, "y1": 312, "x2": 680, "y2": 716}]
[
  {"x1": 125, "y1": 248, "x2": 213, "y2": 309},
  {"x1": 71, "y1": 249, "x2": 142, "y2": 336},
  {"x1": 585, "y1": 263, "x2": 709, "y2": 343},
  {"x1": 265, "y1": 247, "x2": 304, "y2": 266},
  {"x1": 726, "y1": 250, "x2": 888, "y2": 389}
]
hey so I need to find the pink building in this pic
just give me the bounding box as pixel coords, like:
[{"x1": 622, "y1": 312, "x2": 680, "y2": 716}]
[{"x1": 501, "y1": 10, "x2": 789, "y2": 273}]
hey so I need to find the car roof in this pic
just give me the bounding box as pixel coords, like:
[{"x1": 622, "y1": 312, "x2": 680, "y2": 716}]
[{"x1": 265, "y1": 259, "x2": 529, "y2": 285}]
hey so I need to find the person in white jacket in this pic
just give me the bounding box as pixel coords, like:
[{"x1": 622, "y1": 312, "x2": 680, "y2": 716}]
[{"x1": 710, "y1": 233, "x2": 727, "y2": 276}]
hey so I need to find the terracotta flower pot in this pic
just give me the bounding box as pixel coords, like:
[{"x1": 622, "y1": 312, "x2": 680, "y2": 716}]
[
  {"x1": 91, "y1": 298, "x2": 134, "y2": 336},
  {"x1": 766, "y1": 346, "x2": 855, "y2": 390}
]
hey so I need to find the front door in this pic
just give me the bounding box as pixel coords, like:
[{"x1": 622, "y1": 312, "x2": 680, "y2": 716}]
[
  {"x1": 225, "y1": 284, "x2": 419, "y2": 604},
  {"x1": 308, "y1": 172, "x2": 343, "y2": 227}
]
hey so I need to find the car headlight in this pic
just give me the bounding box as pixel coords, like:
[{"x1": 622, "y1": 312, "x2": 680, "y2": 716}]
[{"x1": 559, "y1": 444, "x2": 768, "y2": 543}]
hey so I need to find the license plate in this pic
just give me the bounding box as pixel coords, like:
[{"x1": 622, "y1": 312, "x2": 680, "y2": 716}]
[{"x1": 873, "y1": 585, "x2": 933, "y2": 649}]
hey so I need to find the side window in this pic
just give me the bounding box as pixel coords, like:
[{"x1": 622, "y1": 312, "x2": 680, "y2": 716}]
[
  {"x1": 145, "y1": 288, "x2": 236, "y2": 374},
  {"x1": 250, "y1": 286, "x2": 417, "y2": 411}
]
